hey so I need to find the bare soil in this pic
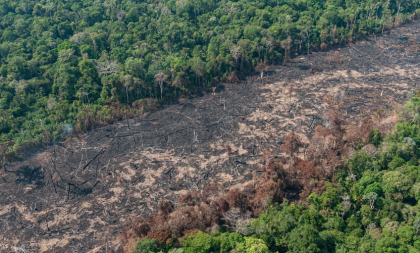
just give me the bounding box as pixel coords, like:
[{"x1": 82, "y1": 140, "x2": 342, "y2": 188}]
[{"x1": 1, "y1": 21, "x2": 420, "y2": 252}]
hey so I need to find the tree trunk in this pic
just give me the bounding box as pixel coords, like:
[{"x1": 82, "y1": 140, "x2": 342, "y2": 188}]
[
  {"x1": 161, "y1": 83, "x2": 163, "y2": 100},
  {"x1": 125, "y1": 87, "x2": 129, "y2": 104},
  {"x1": 125, "y1": 105, "x2": 130, "y2": 129},
  {"x1": 307, "y1": 41, "x2": 310, "y2": 56}
]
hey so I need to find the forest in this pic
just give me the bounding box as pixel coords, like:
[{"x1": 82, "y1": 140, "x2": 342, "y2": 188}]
[
  {"x1": 117, "y1": 95, "x2": 420, "y2": 253},
  {"x1": 0, "y1": 0, "x2": 418, "y2": 155}
]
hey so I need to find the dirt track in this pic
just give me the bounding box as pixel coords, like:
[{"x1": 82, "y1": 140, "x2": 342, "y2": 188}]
[{"x1": 1, "y1": 21, "x2": 420, "y2": 252}]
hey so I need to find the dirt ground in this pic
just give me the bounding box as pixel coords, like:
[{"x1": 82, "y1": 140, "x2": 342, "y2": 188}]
[{"x1": 1, "y1": 21, "x2": 420, "y2": 252}]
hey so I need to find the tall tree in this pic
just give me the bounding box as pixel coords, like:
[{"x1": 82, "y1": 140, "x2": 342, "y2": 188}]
[{"x1": 155, "y1": 72, "x2": 169, "y2": 101}]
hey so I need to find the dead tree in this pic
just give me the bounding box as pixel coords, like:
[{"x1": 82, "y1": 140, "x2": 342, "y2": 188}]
[
  {"x1": 222, "y1": 207, "x2": 251, "y2": 235},
  {"x1": 155, "y1": 72, "x2": 169, "y2": 101},
  {"x1": 281, "y1": 36, "x2": 292, "y2": 64},
  {"x1": 256, "y1": 60, "x2": 268, "y2": 87},
  {"x1": 95, "y1": 60, "x2": 119, "y2": 76},
  {"x1": 280, "y1": 132, "x2": 305, "y2": 168}
]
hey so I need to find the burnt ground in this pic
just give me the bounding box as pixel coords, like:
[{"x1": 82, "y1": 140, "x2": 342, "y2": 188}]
[{"x1": 1, "y1": 21, "x2": 420, "y2": 252}]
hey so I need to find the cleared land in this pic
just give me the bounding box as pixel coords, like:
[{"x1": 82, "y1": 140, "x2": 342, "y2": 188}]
[{"x1": 1, "y1": 21, "x2": 420, "y2": 252}]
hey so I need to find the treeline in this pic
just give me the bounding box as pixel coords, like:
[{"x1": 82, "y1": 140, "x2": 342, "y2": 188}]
[
  {"x1": 0, "y1": 0, "x2": 419, "y2": 153},
  {"x1": 118, "y1": 95, "x2": 420, "y2": 252}
]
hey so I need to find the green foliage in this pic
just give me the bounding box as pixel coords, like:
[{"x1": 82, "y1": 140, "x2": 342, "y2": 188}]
[
  {"x1": 375, "y1": 237, "x2": 407, "y2": 253},
  {"x1": 369, "y1": 129, "x2": 382, "y2": 146},
  {"x1": 414, "y1": 240, "x2": 420, "y2": 250},
  {"x1": 179, "y1": 231, "x2": 268, "y2": 253},
  {"x1": 132, "y1": 238, "x2": 159, "y2": 253},
  {"x1": 319, "y1": 229, "x2": 345, "y2": 250},
  {"x1": 182, "y1": 231, "x2": 216, "y2": 253},
  {"x1": 349, "y1": 151, "x2": 376, "y2": 176},
  {"x1": 364, "y1": 182, "x2": 382, "y2": 196},
  {"x1": 413, "y1": 219, "x2": 420, "y2": 232},
  {"x1": 382, "y1": 171, "x2": 412, "y2": 196},
  {"x1": 359, "y1": 176, "x2": 383, "y2": 195},
  {"x1": 168, "y1": 249, "x2": 184, "y2": 253},
  {"x1": 217, "y1": 232, "x2": 245, "y2": 253},
  {"x1": 397, "y1": 226, "x2": 415, "y2": 244},
  {"x1": 236, "y1": 237, "x2": 270, "y2": 253},
  {"x1": 286, "y1": 224, "x2": 325, "y2": 253},
  {"x1": 388, "y1": 156, "x2": 406, "y2": 170}
]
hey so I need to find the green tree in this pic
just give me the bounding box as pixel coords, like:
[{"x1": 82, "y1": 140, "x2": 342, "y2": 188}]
[
  {"x1": 382, "y1": 171, "x2": 412, "y2": 197},
  {"x1": 132, "y1": 238, "x2": 160, "y2": 253},
  {"x1": 182, "y1": 231, "x2": 216, "y2": 253},
  {"x1": 236, "y1": 237, "x2": 270, "y2": 253},
  {"x1": 398, "y1": 226, "x2": 415, "y2": 244},
  {"x1": 287, "y1": 225, "x2": 325, "y2": 253},
  {"x1": 375, "y1": 237, "x2": 407, "y2": 253},
  {"x1": 362, "y1": 192, "x2": 378, "y2": 210}
]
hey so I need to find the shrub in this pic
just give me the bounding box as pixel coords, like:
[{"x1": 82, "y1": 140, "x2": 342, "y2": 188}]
[
  {"x1": 132, "y1": 238, "x2": 159, "y2": 253},
  {"x1": 236, "y1": 237, "x2": 270, "y2": 253},
  {"x1": 218, "y1": 232, "x2": 245, "y2": 253},
  {"x1": 181, "y1": 231, "x2": 216, "y2": 253}
]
